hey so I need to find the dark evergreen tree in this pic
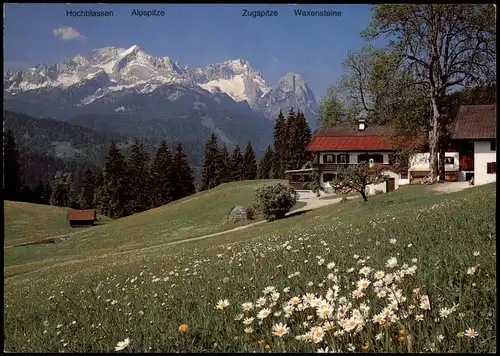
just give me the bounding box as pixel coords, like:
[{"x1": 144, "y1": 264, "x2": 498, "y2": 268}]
[
  {"x1": 127, "y1": 139, "x2": 152, "y2": 213},
  {"x1": 286, "y1": 110, "x2": 312, "y2": 171},
  {"x1": 273, "y1": 110, "x2": 288, "y2": 179},
  {"x1": 218, "y1": 144, "x2": 231, "y2": 184},
  {"x1": 230, "y1": 145, "x2": 245, "y2": 181},
  {"x1": 49, "y1": 171, "x2": 72, "y2": 207},
  {"x1": 258, "y1": 146, "x2": 275, "y2": 179},
  {"x1": 33, "y1": 180, "x2": 45, "y2": 204},
  {"x1": 296, "y1": 111, "x2": 313, "y2": 166},
  {"x1": 69, "y1": 165, "x2": 82, "y2": 209},
  {"x1": 41, "y1": 181, "x2": 52, "y2": 205},
  {"x1": 102, "y1": 141, "x2": 129, "y2": 218},
  {"x1": 172, "y1": 143, "x2": 195, "y2": 200},
  {"x1": 150, "y1": 139, "x2": 174, "y2": 207},
  {"x1": 200, "y1": 133, "x2": 222, "y2": 191},
  {"x1": 242, "y1": 141, "x2": 258, "y2": 180},
  {"x1": 3, "y1": 129, "x2": 22, "y2": 201},
  {"x1": 79, "y1": 168, "x2": 96, "y2": 209}
]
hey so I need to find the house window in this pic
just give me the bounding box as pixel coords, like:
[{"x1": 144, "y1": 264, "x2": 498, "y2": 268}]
[
  {"x1": 370, "y1": 154, "x2": 384, "y2": 164},
  {"x1": 401, "y1": 171, "x2": 409, "y2": 179},
  {"x1": 491, "y1": 140, "x2": 496, "y2": 151},
  {"x1": 358, "y1": 154, "x2": 369, "y2": 163},
  {"x1": 324, "y1": 154, "x2": 334, "y2": 163},
  {"x1": 444, "y1": 156, "x2": 454, "y2": 165},
  {"x1": 486, "y1": 162, "x2": 496, "y2": 174},
  {"x1": 323, "y1": 173, "x2": 335, "y2": 183},
  {"x1": 339, "y1": 154, "x2": 347, "y2": 164}
]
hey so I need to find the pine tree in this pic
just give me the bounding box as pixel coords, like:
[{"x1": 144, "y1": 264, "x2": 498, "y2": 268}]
[
  {"x1": 41, "y1": 181, "x2": 52, "y2": 205},
  {"x1": 218, "y1": 144, "x2": 231, "y2": 184},
  {"x1": 242, "y1": 141, "x2": 258, "y2": 180},
  {"x1": 171, "y1": 143, "x2": 195, "y2": 200},
  {"x1": 33, "y1": 180, "x2": 45, "y2": 204},
  {"x1": 69, "y1": 166, "x2": 82, "y2": 209},
  {"x1": 230, "y1": 145, "x2": 245, "y2": 181},
  {"x1": 296, "y1": 111, "x2": 313, "y2": 166},
  {"x1": 273, "y1": 109, "x2": 290, "y2": 179},
  {"x1": 127, "y1": 139, "x2": 152, "y2": 213},
  {"x1": 50, "y1": 171, "x2": 72, "y2": 207},
  {"x1": 200, "y1": 133, "x2": 222, "y2": 191},
  {"x1": 258, "y1": 146, "x2": 275, "y2": 179},
  {"x1": 150, "y1": 139, "x2": 174, "y2": 207},
  {"x1": 3, "y1": 129, "x2": 22, "y2": 201},
  {"x1": 79, "y1": 168, "x2": 96, "y2": 209},
  {"x1": 103, "y1": 141, "x2": 129, "y2": 218}
]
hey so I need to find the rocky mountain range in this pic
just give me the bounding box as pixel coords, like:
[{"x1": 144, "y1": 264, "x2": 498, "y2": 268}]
[{"x1": 4, "y1": 45, "x2": 318, "y2": 154}]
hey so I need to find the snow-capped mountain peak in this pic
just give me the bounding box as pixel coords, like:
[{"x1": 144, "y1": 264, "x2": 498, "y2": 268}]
[{"x1": 4, "y1": 45, "x2": 317, "y2": 127}]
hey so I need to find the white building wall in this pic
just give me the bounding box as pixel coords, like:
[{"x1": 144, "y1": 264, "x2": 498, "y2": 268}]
[
  {"x1": 474, "y1": 141, "x2": 496, "y2": 185},
  {"x1": 365, "y1": 170, "x2": 400, "y2": 196},
  {"x1": 409, "y1": 152, "x2": 460, "y2": 172}
]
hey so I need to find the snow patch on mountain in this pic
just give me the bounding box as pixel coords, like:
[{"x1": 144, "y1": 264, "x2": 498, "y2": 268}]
[{"x1": 200, "y1": 74, "x2": 249, "y2": 102}]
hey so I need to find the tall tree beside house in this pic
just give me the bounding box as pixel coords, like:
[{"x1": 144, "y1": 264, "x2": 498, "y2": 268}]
[
  {"x1": 102, "y1": 141, "x2": 130, "y2": 218},
  {"x1": 242, "y1": 141, "x2": 258, "y2": 180},
  {"x1": 230, "y1": 144, "x2": 245, "y2": 181},
  {"x1": 287, "y1": 110, "x2": 313, "y2": 170},
  {"x1": 49, "y1": 171, "x2": 72, "y2": 207},
  {"x1": 78, "y1": 168, "x2": 96, "y2": 209},
  {"x1": 297, "y1": 111, "x2": 313, "y2": 164},
  {"x1": 200, "y1": 133, "x2": 223, "y2": 191},
  {"x1": 171, "y1": 143, "x2": 195, "y2": 200},
  {"x1": 258, "y1": 146, "x2": 275, "y2": 179},
  {"x1": 363, "y1": 4, "x2": 496, "y2": 183},
  {"x1": 3, "y1": 129, "x2": 22, "y2": 201},
  {"x1": 331, "y1": 161, "x2": 387, "y2": 202},
  {"x1": 272, "y1": 110, "x2": 287, "y2": 179},
  {"x1": 317, "y1": 85, "x2": 354, "y2": 128},
  {"x1": 218, "y1": 144, "x2": 231, "y2": 184},
  {"x1": 150, "y1": 139, "x2": 174, "y2": 207},
  {"x1": 127, "y1": 139, "x2": 152, "y2": 213}
]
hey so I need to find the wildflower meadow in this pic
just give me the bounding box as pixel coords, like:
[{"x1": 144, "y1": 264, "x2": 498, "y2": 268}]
[{"x1": 3, "y1": 183, "x2": 496, "y2": 353}]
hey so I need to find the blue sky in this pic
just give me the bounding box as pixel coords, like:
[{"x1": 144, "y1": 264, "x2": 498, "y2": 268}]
[{"x1": 4, "y1": 3, "x2": 385, "y2": 98}]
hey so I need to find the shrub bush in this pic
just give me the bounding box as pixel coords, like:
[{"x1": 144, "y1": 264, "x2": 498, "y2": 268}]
[{"x1": 254, "y1": 182, "x2": 298, "y2": 221}]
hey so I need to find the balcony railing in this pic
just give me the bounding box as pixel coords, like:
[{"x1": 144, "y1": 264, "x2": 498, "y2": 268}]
[{"x1": 318, "y1": 163, "x2": 354, "y2": 171}]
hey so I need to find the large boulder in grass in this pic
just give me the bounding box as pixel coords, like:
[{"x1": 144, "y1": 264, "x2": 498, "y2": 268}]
[{"x1": 228, "y1": 206, "x2": 249, "y2": 223}]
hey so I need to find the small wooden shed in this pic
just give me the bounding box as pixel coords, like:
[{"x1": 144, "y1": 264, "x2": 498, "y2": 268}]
[{"x1": 67, "y1": 209, "x2": 97, "y2": 227}]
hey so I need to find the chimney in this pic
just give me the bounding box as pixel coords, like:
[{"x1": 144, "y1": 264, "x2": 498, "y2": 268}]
[{"x1": 358, "y1": 119, "x2": 366, "y2": 131}]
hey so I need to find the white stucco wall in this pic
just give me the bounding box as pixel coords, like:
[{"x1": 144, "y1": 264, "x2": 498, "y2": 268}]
[
  {"x1": 474, "y1": 141, "x2": 496, "y2": 185},
  {"x1": 409, "y1": 152, "x2": 460, "y2": 172},
  {"x1": 365, "y1": 170, "x2": 400, "y2": 196}
]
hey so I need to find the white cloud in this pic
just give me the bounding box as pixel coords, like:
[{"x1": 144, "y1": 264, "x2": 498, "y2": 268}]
[{"x1": 52, "y1": 26, "x2": 86, "y2": 40}]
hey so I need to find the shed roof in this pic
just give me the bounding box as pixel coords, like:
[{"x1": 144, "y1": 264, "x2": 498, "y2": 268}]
[
  {"x1": 451, "y1": 105, "x2": 496, "y2": 140},
  {"x1": 67, "y1": 209, "x2": 95, "y2": 221}
]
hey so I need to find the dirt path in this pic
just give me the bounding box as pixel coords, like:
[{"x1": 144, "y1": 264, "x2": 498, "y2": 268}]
[
  {"x1": 5, "y1": 195, "x2": 358, "y2": 280},
  {"x1": 430, "y1": 182, "x2": 472, "y2": 194}
]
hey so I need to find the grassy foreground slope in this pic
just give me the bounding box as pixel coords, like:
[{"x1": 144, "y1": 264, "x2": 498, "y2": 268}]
[
  {"x1": 4, "y1": 201, "x2": 75, "y2": 247},
  {"x1": 4, "y1": 180, "x2": 288, "y2": 275},
  {"x1": 4, "y1": 183, "x2": 496, "y2": 353}
]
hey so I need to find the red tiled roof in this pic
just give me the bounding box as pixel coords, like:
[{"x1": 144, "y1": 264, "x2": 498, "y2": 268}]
[
  {"x1": 307, "y1": 136, "x2": 393, "y2": 151},
  {"x1": 67, "y1": 209, "x2": 95, "y2": 221},
  {"x1": 451, "y1": 105, "x2": 496, "y2": 140}
]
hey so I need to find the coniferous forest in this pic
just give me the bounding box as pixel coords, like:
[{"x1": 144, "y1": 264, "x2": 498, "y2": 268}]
[{"x1": 3, "y1": 108, "x2": 312, "y2": 219}]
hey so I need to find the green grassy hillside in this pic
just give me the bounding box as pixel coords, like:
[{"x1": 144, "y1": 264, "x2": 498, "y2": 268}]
[
  {"x1": 4, "y1": 183, "x2": 496, "y2": 353},
  {"x1": 4, "y1": 201, "x2": 74, "y2": 247},
  {"x1": 4, "y1": 180, "x2": 290, "y2": 275}
]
